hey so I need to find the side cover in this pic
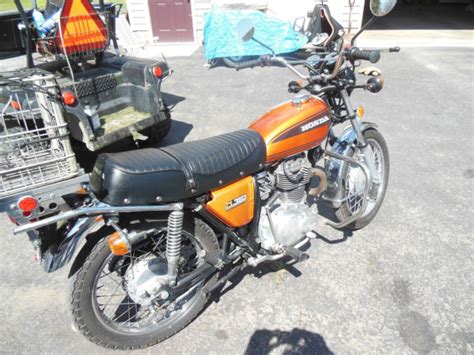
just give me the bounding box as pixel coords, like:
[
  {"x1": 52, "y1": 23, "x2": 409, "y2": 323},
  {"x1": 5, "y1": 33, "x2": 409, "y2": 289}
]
[{"x1": 205, "y1": 176, "x2": 255, "y2": 228}]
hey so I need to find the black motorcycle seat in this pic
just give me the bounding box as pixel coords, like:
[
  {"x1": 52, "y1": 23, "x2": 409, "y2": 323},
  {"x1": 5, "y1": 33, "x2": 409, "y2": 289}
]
[{"x1": 90, "y1": 129, "x2": 266, "y2": 205}]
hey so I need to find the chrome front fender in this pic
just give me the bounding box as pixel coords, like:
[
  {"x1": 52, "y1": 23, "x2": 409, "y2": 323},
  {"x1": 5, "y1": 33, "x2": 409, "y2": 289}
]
[{"x1": 324, "y1": 121, "x2": 378, "y2": 207}]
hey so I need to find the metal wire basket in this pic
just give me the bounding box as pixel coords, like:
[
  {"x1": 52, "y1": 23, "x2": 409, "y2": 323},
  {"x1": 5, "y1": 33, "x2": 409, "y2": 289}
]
[{"x1": 0, "y1": 72, "x2": 79, "y2": 197}]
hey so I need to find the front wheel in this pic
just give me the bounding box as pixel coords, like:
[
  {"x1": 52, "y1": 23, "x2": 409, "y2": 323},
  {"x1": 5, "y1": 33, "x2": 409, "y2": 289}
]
[
  {"x1": 333, "y1": 129, "x2": 390, "y2": 230},
  {"x1": 69, "y1": 216, "x2": 219, "y2": 350}
]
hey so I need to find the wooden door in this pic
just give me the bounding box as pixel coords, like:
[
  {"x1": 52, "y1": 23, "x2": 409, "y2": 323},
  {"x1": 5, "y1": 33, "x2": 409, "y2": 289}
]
[{"x1": 149, "y1": 0, "x2": 194, "y2": 42}]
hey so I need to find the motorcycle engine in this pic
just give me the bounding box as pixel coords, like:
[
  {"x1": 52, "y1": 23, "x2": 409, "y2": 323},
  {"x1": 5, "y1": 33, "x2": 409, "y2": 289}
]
[{"x1": 257, "y1": 153, "x2": 318, "y2": 252}]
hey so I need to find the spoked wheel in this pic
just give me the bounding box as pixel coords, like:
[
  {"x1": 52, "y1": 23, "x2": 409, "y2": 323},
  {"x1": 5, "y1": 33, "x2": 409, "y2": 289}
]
[
  {"x1": 70, "y1": 217, "x2": 219, "y2": 350},
  {"x1": 334, "y1": 129, "x2": 390, "y2": 230}
]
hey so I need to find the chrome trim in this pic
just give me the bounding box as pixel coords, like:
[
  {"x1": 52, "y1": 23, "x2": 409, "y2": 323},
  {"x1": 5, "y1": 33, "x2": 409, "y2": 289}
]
[
  {"x1": 323, "y1": 150, "x2": 370, "y2": 229},
  {"x1": 324, "y1": 122, "x2": 378, "y2": 206},
  {"x1": 247, "y1": 238, "x2": 310, "y2": 267},
  {"x1": 13, "y1": 202, "x2": 184, "y2": 235},
  {"x1": 271, "y1": 57, "x2": 309, "y2": 80}
]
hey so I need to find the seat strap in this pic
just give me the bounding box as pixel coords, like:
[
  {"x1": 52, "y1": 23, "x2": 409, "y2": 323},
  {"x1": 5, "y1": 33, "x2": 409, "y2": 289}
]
[{"x1": 160, "y1": 149, "x2": 197, "y2": 194}]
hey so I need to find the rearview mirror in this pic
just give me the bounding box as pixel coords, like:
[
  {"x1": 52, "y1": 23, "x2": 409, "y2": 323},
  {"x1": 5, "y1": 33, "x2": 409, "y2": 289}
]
[
  {"x1": 370, "y1": 0, "x2": 397, "y2": 17},
  {"x1": 236, "y1": 19, "x2": 255, "y2": 42}
]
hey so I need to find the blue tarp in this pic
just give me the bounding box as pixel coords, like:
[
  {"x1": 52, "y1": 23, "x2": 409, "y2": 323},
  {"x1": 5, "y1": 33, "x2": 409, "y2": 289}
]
[{"x1": 203, "y1": 9, "x2": 308, "y2": 60}]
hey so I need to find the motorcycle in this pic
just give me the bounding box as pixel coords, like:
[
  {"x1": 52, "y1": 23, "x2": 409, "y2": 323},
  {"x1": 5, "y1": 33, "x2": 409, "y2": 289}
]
[{"x1": 6, "y1": 0, "x2": 397, "y2": 349}]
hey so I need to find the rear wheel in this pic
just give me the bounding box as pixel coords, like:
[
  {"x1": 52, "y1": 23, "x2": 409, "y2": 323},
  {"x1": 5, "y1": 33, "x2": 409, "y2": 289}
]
[
  {"x1": 70, "y1": 216, "x2": 219, "y2": 350},
  {"x1": 333, "y1": 129, "x2": 390, "y2": 230}
]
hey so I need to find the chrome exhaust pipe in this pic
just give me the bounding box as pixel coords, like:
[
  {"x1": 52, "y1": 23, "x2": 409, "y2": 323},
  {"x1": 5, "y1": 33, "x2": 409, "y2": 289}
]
[{"x1": 308, "y1": 167, "x2": 327, "y2": 197}]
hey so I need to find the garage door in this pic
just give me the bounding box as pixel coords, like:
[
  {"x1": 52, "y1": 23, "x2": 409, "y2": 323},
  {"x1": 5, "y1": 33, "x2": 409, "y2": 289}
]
[{"x1": 149, "y1": 0, "x2": 194, "y2": 42}]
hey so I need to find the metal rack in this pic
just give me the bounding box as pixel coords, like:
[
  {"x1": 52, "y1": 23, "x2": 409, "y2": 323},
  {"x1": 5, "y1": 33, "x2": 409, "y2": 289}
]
[{"x1": 0, "y1": 73, "x2": 79, "y2": 197}]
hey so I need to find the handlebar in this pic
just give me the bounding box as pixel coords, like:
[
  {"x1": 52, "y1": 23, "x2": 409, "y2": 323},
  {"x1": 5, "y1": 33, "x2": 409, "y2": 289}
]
[
  {"x1": 233, "y1": 58, "x2": 266, "y2": 70},
  {"x1": 231, "y1": 43, "x2": 397, "y2": 87},
  {"x1": 270, "y1": 57, "x2": 309, "y2": 80},
  {"x1": 346, "y1": 47, "x2": 381, "y2": 64}
]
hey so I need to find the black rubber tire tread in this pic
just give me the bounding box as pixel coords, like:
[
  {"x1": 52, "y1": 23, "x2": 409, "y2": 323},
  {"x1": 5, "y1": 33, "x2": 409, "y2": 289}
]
[
  {"x1": 140, "y1": 112, "x2": 172, "y2": 147},
  {"x1": 333, "y1": 129, "x2": 390, "y2": 230},
  {"x1": 69, "y1": 216, "x2": 219, "y2": 350}
]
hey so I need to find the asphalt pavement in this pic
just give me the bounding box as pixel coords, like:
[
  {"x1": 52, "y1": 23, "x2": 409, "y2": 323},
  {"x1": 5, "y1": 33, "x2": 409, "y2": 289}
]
[{"x1": 0, "y1": 47, "x2": 473, "y2": 354}]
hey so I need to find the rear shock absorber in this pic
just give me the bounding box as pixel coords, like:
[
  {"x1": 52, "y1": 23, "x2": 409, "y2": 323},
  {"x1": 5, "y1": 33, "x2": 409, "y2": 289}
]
[{"x1": 166, "y1": 211, "x2": 184, "y2": 285}]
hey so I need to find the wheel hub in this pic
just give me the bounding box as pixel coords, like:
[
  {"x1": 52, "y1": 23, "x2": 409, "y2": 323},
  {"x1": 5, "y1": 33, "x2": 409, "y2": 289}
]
[
  {"x1": 347, "y1": 164, "x2": 366, "y2": 196},
  {"x1": 124, "y1": 256, "x2": 170, "y2": 306}
]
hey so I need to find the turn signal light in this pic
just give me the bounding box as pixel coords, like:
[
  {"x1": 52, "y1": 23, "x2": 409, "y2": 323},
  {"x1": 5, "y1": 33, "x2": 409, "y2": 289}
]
[
  {"x1": 107, "y1": 231, "x2": 130, "y2": 256},
  {"x1": 152, "y1": 65, "x2": 163, "y2": 78},
  {"x1": 62, "y1": 91, "x2": 77, "y2": 106},
  {"x1": 356, "y1": 105, "x2": 365, "y2": 118},
  {"x1": 18, "y1": 196, "x2": 38, "y2": 212}
]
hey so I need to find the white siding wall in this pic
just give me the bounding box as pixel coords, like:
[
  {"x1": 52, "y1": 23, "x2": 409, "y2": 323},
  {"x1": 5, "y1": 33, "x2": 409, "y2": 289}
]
[
  {"x1": 192, "y1": 0, "x2": 213, "y2": 43},
  {"x1": 126, "y1": 0, "x2": 154, "y2": 42},
  {"x1": 127, "y1": 0, "x2": 366, "y2": 44}
]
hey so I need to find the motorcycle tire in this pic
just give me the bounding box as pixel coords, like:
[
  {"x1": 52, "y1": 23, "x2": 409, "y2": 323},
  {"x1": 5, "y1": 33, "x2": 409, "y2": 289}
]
[
  {"x1": 69, "y1": 216, "x2": 219, "y2": 350},
  {"x1": 333, "y1": 129, "x2": 390, "y2": 230}
]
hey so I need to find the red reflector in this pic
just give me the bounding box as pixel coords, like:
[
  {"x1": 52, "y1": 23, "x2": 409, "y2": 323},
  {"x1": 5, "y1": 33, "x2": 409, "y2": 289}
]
[
  {"x1": 11, "y1": 100, "x2": 21, "y2": 110},
  {"x1": 153, "y1": 66, "x2": 163, "y2": 78},
  {"x1": 62, "y1": 91, "x2": 77, "y2": 106},
  {"x1": 18, "y1": 196, "x2": 38, "y2": 212}
]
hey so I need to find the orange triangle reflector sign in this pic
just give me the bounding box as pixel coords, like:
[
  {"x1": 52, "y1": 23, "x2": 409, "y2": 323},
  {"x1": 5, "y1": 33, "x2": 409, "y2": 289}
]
[{"x1": 56, "y1": 0, "x2": 107, "y2": 55}]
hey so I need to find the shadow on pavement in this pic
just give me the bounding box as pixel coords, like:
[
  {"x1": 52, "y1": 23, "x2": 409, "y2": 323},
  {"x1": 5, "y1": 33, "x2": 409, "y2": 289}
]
[
  {"x1": 161, "y1": 91, "x2": 186, "y2": 110},
  {"x1": 244, "y1": 328, "x2": 333, "y2": 355},
  {"x1": 159, "y1": 119, "x2": 193, "y2": 145},
  {"x1": 210, "y1": 218, "x2": 354, "y2": 303}
]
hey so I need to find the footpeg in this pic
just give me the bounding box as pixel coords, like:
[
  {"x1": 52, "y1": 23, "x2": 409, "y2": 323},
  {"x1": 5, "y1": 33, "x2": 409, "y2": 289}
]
[{"x1": 284, "y1": 246, "x2": 309, "y2": 262}]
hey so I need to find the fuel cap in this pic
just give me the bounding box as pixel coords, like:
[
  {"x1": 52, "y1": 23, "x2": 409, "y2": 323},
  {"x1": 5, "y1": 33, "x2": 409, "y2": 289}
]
[{"x1": 291, "y1": 94, "x2": 310, "y2": 106}]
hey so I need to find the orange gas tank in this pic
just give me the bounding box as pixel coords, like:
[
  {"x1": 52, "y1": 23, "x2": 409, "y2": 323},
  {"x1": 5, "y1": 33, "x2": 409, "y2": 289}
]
[{"x1": 249, "y1": 95, "x2": 330, "y2": 163}]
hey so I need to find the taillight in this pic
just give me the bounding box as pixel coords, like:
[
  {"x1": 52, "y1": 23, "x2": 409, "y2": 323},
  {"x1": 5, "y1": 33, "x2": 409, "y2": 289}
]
[
  {"x1": 62, "y1": 91, "x2": 77, "y2": 106},
  {"x1": 107, "y1": 231, "x2": 130, "y2": 256},
  {"x1": 18, "y1": 196, "x2": 38, "y2": 212},
  {"x1": 152, "y1": 65, "x2": 163, "y2": 78}
]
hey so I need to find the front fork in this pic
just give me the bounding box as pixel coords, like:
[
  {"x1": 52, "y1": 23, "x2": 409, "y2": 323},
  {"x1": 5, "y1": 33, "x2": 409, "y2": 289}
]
[{"x1": 340, "y1": 89, "x2": 377, "y2": 182}]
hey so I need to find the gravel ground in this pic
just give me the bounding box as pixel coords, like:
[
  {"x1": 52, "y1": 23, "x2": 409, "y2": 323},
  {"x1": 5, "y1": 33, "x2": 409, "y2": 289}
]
[{"x1": 0, "y1": 47, "x2": 473, "y2": 354}]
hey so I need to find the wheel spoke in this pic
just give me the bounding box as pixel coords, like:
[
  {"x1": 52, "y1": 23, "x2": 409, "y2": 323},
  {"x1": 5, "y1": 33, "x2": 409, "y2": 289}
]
[{"x1": 101, "y1": 281, "x2": 125, "y2": 309}]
